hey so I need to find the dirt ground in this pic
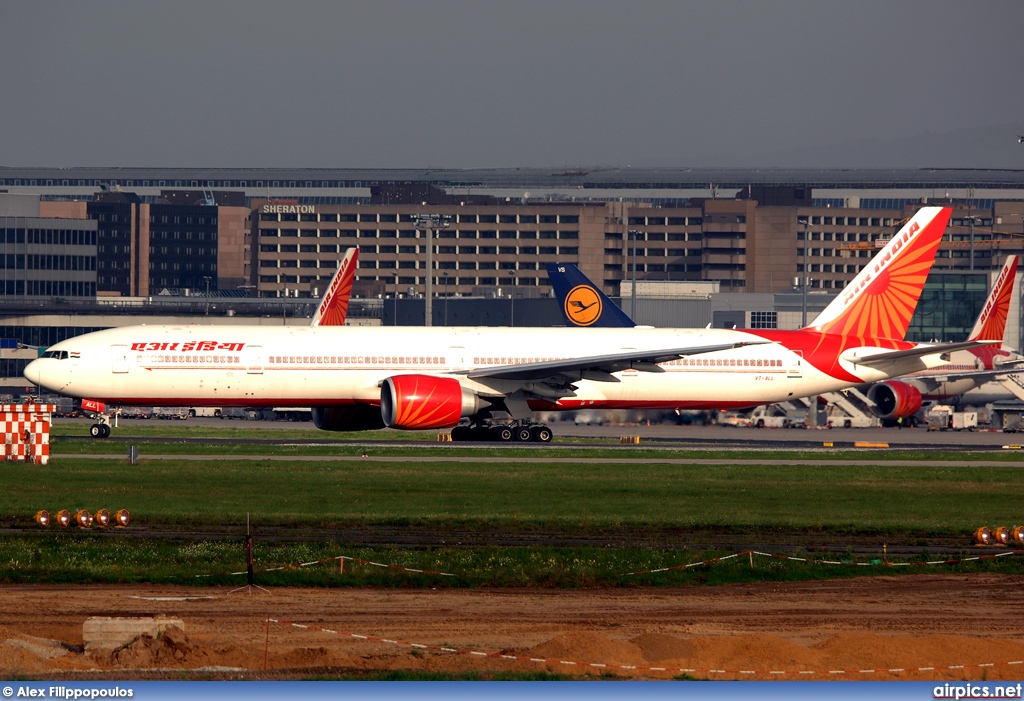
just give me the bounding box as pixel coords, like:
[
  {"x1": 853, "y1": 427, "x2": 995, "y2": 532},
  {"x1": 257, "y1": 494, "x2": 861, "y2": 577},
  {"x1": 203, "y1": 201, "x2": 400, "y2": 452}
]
[{"x1": 2, "y1": 574, "x2": 1024, "y2": 681}]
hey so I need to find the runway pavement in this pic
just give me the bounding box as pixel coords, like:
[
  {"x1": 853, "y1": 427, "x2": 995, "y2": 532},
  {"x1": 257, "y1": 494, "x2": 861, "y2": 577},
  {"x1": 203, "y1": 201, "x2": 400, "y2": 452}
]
[
  {"x1": 62, "y1": 416, "x2": 1024, "y2": 451},
  {"x1": 562, "y1": 422, "x2": 1024, "y2": 449}
]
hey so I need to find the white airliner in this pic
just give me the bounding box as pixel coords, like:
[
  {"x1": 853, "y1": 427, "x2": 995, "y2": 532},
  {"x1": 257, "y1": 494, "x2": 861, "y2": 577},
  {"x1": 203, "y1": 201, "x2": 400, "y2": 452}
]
[
  {"x1": 25, "y1": 206, "x2": 990, "y2": 441},
  {"x1": 864, "y1": 254, "x2": 1023, "y2": 421},
  {"x1": 547, "y1": 253, "x2": 1024, "y2": 423}
]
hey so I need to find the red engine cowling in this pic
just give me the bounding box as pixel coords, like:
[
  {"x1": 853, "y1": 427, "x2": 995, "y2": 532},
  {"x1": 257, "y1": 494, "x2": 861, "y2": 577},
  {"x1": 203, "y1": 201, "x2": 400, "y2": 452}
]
[
  {"x1": 866, "y1": 381, "x2": 923, "y2": 420},
  {"x1": 312, "y1": 405, "x2": 385, "y2": 432},
  {"x1": 380, "y1": 375, "x2": 481, "y2": 430}
]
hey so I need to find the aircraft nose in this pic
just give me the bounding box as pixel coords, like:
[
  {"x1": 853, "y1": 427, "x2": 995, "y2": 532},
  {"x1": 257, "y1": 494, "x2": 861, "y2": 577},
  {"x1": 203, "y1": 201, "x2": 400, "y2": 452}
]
[{"x1": 23, "y1": 359, "x2": 42, "y2": 385}]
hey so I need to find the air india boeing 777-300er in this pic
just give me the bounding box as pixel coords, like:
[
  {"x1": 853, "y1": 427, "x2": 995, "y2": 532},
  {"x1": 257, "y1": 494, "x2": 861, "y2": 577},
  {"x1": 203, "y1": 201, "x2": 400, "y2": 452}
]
[{"x1": 25, "y1": 206, "x2": 990, "y2": 442}]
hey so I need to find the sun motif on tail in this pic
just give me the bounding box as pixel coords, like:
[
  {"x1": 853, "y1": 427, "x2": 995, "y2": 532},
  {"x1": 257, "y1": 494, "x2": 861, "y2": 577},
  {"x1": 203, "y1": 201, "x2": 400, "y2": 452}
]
[
  {"x1": 968, "y1": 255, "x2": 1019, "y2": 342},
  {"x1": 810, "y1": 207, "x2": 952, "y2": 342}
]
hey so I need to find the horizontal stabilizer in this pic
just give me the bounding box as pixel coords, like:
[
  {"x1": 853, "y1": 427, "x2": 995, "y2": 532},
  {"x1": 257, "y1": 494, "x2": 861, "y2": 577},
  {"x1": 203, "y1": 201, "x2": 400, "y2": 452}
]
[{"x1": 842, "y1": 341, "x2": 999, "y2": 368}]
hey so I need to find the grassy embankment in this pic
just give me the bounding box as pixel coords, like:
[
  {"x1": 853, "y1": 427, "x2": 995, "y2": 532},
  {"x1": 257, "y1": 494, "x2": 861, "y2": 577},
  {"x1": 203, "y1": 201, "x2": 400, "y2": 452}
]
[{"x1": 2, "y1": 442, "x2": 1022, "y2": 586}]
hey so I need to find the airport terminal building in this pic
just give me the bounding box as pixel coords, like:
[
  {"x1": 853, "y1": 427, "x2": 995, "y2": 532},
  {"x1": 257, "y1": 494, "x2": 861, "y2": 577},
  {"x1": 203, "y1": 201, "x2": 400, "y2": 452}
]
[{"x1": 2, "y1": 166, "x2": 1024, "y2": 389}]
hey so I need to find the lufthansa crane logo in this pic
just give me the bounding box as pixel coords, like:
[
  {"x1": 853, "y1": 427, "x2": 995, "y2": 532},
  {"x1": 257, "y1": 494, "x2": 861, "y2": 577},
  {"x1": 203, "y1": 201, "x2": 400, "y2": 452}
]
[{"x1": 564, "y1": 285, "x2": 603, "y2": 326}]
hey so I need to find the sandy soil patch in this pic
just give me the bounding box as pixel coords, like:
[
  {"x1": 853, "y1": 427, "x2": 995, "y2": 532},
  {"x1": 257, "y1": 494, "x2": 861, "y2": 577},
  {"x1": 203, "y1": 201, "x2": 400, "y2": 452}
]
[{"x1": 1, "y1": 574, "x2": 1023, "y2": 680}]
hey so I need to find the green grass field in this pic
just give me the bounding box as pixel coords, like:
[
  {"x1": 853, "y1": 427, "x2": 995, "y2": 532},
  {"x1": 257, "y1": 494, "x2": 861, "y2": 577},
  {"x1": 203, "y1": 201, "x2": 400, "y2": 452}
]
[
  {"x1": 2, "y1": 535, "x2": 1018, "y2": 588},
  {"x1": 4, "y1": 436, "x2": 1023, "y2": 587},
  {"x1": 6, "y1": 451, "x2": 1023, "y2": 533}
]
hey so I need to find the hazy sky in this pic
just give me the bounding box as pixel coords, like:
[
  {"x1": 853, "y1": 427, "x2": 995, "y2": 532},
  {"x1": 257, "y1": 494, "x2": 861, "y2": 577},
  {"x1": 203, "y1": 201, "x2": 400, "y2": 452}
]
[{"x1": 2, "y1": 1, "x2": 1022, "y2": 169}]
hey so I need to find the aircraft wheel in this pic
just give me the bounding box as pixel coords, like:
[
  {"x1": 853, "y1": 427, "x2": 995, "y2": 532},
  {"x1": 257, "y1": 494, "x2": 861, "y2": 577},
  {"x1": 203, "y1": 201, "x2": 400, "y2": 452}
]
[
  {"x1": 492, "y1": 426, "x2": 514, "y2": 442},
  {"x1": 515, "y1": 427, "x2": 533, "y2": 442},
  {"x1": 532, "y1": 425, "x2": 553, "y2": 443},
  {"x1": 89, "y1": 424, "x2": 102, "y2": 438},
  {"x1": 451, "y1": 426, "x2": 470, "y2": 442},
  {"x1": 100, "y1": 424, "x2": 111, "y2": 438}
]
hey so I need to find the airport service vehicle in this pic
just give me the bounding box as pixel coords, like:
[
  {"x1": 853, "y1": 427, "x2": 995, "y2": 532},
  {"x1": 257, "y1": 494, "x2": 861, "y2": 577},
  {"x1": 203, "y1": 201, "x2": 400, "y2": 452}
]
[
  {"x1": 926, "y1": 405, "x2": 978, "y2": 431},
  {"x1": 25, "y1": 207, "x2": 990, "y2": 442}
]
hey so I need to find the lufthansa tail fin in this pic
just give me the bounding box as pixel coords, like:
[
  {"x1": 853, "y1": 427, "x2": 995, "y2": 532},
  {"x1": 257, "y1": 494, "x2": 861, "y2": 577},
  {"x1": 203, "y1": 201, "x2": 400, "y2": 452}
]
[
  {"x1": 808, "y1": 206, "x2": 951, "y2": 339},
  {"x1": 968, "y1": 255, "x2": 1019, "y2": 342},
  {"x1": 311, "y1": 247, "x2": 359, "y2": 327},
  {"x1": 545, "y1": 263, "x2": 635, "y2": 327}
]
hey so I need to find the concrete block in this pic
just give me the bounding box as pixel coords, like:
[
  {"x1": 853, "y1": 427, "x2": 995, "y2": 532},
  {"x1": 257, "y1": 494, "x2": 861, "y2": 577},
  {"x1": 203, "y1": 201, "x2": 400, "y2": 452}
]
[{"x1": 83, "y1": 616, "x2": 185, "y2": 652}]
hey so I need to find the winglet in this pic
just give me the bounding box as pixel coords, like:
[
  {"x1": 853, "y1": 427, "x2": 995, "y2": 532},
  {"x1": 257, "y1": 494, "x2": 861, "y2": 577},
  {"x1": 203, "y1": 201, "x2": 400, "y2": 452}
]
[
  {"x1": 808, "y1": 206, "x2": 951, "y2": 339},
  {"x1": 311, "y1": 247, "x2": 359, "y2": 327},
  {"x1": 545, "y1": 263, "x2": 635, "y2": 327},
  {"x1": 968, "y1": 255, "x2": 1019, "y2": 342}
]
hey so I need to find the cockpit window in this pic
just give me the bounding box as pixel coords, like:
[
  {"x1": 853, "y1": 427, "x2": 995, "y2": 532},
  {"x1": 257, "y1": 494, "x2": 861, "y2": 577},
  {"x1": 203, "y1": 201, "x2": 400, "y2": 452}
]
[{"x1": 40, "y1": 350, "x2": 69, "y2": 360}]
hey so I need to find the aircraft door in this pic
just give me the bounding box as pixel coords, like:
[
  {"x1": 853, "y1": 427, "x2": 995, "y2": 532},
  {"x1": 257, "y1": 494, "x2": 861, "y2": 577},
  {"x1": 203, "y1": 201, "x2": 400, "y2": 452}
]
[
  {"x1": 246, "y1": 345, "x2": 264, "y2": 375},
  {"x1": 788, "y1": 351, "x2": 803, "y2": 378},
  {"x1": 111, "y1": 345, "x2": 129, "y2": 374},
  {"x1": 447, "y1": 346, "x2": 470, "y2": 372}
]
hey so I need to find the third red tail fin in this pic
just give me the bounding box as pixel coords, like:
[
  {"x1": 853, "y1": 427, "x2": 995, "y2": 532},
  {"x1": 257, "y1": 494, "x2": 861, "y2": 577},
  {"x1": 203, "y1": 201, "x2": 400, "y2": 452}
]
[{"x1": 968, "y1": 254, "x2": 1019, "y2": 342}]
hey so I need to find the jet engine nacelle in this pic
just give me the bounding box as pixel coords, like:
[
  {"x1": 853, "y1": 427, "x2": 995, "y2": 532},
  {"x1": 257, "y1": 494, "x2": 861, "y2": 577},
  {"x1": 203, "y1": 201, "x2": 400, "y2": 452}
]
[
  {"x1": 866, "y1": 381, "x2": 923, "y2": 420},
  {"x1": 312, "y1": 405, "x2": 386, "y2": 432},
  {"x1": 380, "y1": 375, "x2": 482, "y2": 430}
]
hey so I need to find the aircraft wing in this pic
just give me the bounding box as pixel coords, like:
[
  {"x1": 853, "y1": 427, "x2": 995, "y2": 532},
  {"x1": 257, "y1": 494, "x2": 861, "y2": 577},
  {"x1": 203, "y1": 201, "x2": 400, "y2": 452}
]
[
  {"x1": 465, "y1": 340, "x2": 770, "y2": 383},
  {"x1": 842, "y1": 341, "x2": 999, "y2": 369}
]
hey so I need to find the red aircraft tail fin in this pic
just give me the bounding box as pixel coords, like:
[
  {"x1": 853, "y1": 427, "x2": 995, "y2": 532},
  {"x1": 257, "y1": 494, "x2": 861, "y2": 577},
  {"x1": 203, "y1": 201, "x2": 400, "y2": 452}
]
[
  {"x1": 808, "y1": 206, "x2": 951, "y2": 340},
  {"x1": 311, "y1": 247, "x2": 359, "y2": 327},
  {"x1": 968, "y1": 255, "x2": 1019, "y2": 342}
]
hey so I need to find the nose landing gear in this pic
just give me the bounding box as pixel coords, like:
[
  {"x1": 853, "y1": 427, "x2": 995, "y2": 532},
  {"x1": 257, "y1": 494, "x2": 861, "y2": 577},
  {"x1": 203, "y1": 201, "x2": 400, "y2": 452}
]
[{"x1": 89, "y1": 422, "x2": 111, "y2": 438}]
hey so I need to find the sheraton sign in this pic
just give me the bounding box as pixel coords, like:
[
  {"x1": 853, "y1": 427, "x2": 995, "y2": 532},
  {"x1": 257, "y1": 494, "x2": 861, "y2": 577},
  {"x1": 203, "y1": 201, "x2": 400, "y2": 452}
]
[{"x1": 262, "y1": 204, "x2": 316, "y2": 214}]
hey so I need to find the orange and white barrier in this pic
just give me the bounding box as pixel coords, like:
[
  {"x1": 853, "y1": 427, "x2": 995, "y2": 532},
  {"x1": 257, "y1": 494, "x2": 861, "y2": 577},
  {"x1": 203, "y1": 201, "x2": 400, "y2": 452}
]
[
  {"x1": 184, "y1": 546, "x2": 1024, "y2": 583},
  {"x1": 622, "y1": 548, "x2": 1024, "y2": 576},
  {"x1": 195, "y1": 554, "x2": 465, "y2": 579},
  {"x1": 2, "y1": 403, "x2": 54, "y2": 465},
  {"x1": 265, "y1": 617, "x2": 1024, "y2": 678}
]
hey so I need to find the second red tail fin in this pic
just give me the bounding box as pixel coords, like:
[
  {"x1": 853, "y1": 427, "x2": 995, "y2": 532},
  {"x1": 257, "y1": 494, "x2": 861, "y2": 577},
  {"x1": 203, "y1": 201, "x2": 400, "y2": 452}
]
[{"x1": 311, "y1": 247, "x2": 359, "y2": 327}]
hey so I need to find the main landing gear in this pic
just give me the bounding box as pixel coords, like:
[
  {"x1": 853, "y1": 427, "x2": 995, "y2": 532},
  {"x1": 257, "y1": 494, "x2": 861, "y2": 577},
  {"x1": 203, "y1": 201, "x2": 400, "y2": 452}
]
[{"x1": 450, "y1": 418, "x2": 553, "y2": 443}]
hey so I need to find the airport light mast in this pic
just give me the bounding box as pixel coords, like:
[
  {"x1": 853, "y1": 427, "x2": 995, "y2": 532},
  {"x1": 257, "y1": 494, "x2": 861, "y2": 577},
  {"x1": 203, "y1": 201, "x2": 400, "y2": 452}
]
[
  {"x1": 964, "y1": 215, "x2": 982, "y2": 271},
  {"x1": 628, "y1": 229, "x2": 640, "y2": 318},
  {"x1": 798, "y1": 217, "x2": 809, "y2": 327},
  {"x1": 413, "y1": 214, "x2": 451, "y2": 326},
  {"x1": 202, "y1": 276, "x2": 212, "y2": 317}
]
